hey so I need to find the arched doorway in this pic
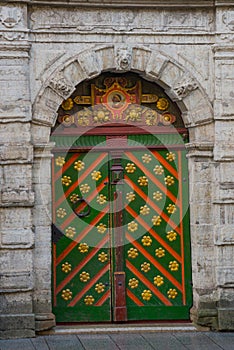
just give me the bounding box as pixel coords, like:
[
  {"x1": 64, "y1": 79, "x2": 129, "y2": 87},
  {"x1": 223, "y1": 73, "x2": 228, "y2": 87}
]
[{"x1": 51, "y1": 73, "x2": 192, "y2": 323}]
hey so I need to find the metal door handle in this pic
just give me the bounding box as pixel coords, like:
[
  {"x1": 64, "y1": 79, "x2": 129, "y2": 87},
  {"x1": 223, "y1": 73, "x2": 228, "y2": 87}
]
[{"x1": 72, "y1": 197, "x2": 91, "y2": 218}]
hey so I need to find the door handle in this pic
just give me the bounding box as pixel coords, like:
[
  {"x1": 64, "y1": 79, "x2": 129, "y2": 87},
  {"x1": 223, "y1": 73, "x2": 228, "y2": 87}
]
[{"x1": 72, "y1": 197, "x2": 91, "y2": 218}]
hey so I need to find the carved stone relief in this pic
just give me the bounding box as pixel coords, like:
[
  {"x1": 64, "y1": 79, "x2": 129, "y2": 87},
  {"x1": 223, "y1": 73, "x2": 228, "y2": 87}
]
[
  {"x1": 49, "y1": 72, "x2": 74, "y2": 99},
  {"x1": 115, "y1": 47, "x2": 132, "y2": 71},
  {"x1": 173, "y1": 74, "x2": 199, "y2": 99},
  {"x1": 223, "y1": 10, "x2": 234, "y2": 31},
  {"x1": 0, "y1": 6, "x2": 22, "y2": 28}
]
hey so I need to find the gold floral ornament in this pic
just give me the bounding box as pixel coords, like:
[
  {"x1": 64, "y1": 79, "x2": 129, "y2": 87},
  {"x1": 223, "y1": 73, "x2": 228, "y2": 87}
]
[
  {"x1": 167, "y1": 288, "x2": 178, "y2": 299},
  {"x1": 141, "y1": 262, "x2": 151, "y2": 273},
  {"x1": 141, "y1": 235, "x2": 152, "y2": 247},
  {"x1": 125, "y1": 163, "x2": 136, "y2": 174},
  {"x1": 98, "y1": 252, "x2": 108, "y2": 263},
  {"x1": 97, "y1": 223, "x2": 107, "y2": 234},
  {"x1": 140, "y1": 205, "x2": 150, "y2": 215},
  {"x1": 70, "y1": 193, "x2": 79, "y2": 203},
  {"x1": 155, "y1": 247, "x2": 165, "y2": 258},
  {"x1": 78, "y1": 242, "x2": 89, "y2": 253},
  {"x1": 56, "y1": 156, "x2": 65, "y2": 167},
  {"x1": 153, "y1": 191, "x2": 163, "y2": 201},
  {"x1": 164, "y1": 175, "x2": 175, "y2": 186},
  {"x1": 80, "y1": 271, "x2": 90, "y2": 282},
  {"x1": 95, "y1": 283, "x2": 105, "y2": 294},
  {"x1": 160, "y1": 113, "x2": 176, "y2": 126},
  {"x1": 61, "y1": 114, "x2": 74, "y2": 127},
  {"x1": 166, "y1": 231, "x2": 177, "y2": 242},
  {"x1": 154, "y1": 275, "x2": 164, "y2": 287},
  {"x1": 167, "y1": 204, "x2": 176, "y2": 214},
  {"x1": 142, "y1": 289, "x2": 152, "y2": 301},
  {"x1": 128, "y1": 221, "x2": 138, "y2": 232},
  {"x1": 154, "y1": 165, "x2": 164, "y2": 175},
  {"x1": 65, "y1": 226, "x2": 76, "y2": 239},
  {"x1": 74, "y1": 160, "x2": 85, "y2": 171},
  {"x1": 56, "y1": 208, "x2": 67, "y2": 218},
  {"x1": 152, "y1": 215, "x2": 162, "y2": 226},
  {"x1": 128, "y1": 278, "x2": 139, "y2": 289},
  {"x1": 61, "y1": 289, "x2": 72, "y2": 301},
  {"x1": 76, "y1": 108, "x2": 91, "y2": 126},
  {"x1": 93, "y1": 106, "x2": 110, "y2": 123},
  {"x1": 166, "y1": 152, "x2": 176, "y2": 162},
  {"x1": 169, "y1": 260, "x2": 179, "y2": 271},
  {"x1": 61, "y1": 262, "x2": 72, "y2": 273},
  {"x1": 97, "y1": 194, "x2": 107, "y2": 205},
  {"x1": 127, "y1": 248, "x2": 139, "y2": 259},
  {"x1": 138, "y1": 176, "x2": 148, "y2": 186},
  {"x1": 157, "y1": 97, "x2": 169, "y2": 111},
  {"x1": 142, "y1": 154, "x2": 152, "y2": 163},
  {"x1": 84, "y1": 295, "x2": 94, "y2": 305},
  {"x1": 126, "y1": 192, "x2": 136, "y2": 202},
  {"x1": 61, "y1": 175, "x2": 72, "y2": 186},
  {"x1": 62, "y1": 98, "x2": 74, "y2": 111},
  {"x1": 91, "y1": 170, "x2": 102, "y2": 181},
  {"x1": 144, "y1": 110, "x2": 159, "y2": 126},
  {"x1": 80, "y1": 183, "x2": 90, "y2": 194},
  {"x1": 125, "y1": 105, "x2": 142, "y2": 122}
]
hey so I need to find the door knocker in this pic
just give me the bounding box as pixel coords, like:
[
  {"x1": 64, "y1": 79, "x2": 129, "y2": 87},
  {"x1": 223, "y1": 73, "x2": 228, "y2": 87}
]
[{"x1": 72, "y1": 197, "x2": 91, "y2": 218}]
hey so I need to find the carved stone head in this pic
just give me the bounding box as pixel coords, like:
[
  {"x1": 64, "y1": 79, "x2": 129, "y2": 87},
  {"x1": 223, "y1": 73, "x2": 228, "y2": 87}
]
[{"x1": 116, "y1": 47, "x2": 132, "y2": 71}]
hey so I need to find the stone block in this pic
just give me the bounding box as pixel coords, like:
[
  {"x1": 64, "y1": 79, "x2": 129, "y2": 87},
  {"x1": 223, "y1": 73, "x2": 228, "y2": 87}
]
[
  {"x1": 34, "y1": 225, "x2": 52, "y2": 245},
  {"x1": 0, "y1": 143, "x2": 33, "y2": 164},
  {"x1": 214, "y1": 121, "x2": 234, "y2": 160},
  {"x1": 1, "y1": 189, "x2": 34, "y2": 206},
  {"x1": 35, "y1": 313, "x2": 55, "y2": 332},
  {"x1": 0, "y1": 292, "x2": 33, "y2": 314},
  {"x1": 63, "y1": 60, "x2": 87, "y2": 86},
  {"x1": 1, "y1": 228, "x2": 34, "y2": 248},
  {"x1": 217, "y1": 245, "x2": 234, "y2": 265},
  {"x1": 160, "y1": 61, "x2": 184, "y2": 88},
  {"x1": 32, "y1": 204, "x2": 52, "y2": 226},
  {"x1": 0, "y1": 122, "x2": 31, "y2": 143},
  {"x1": 218, "y1": 308, "x2": 234, "y2": 330},
  {"x1": 0, "y1": 271, "x2": 33, "y2": 292},
  {"x1": 95, "y1": 46, "x2": 115, "y2": 71},
  {"x1": 0, "y1": 250, "x2": 33, "y2": 276},
  {"x1": 78, "y1": 50, "x2": 101, "y2": 79},
  {"x1": 33, "y1": 160, "x2": 52, "y2": 185},
  {"x1": 0, "y1": 314, "x2": 35, "y2": 339},
  {"x1": 33, "y1": 290, "x2": 53, "y2": 315},
  {"x1": 146, "y1": 51, "x2": 168, "y2": 79},
  {"x1": 216, "y1": 267, "x2": 234, "y2": 287},
  {"x1": 2, "y1": 164, "x2": 32, "y2": 190},
  {"x1": 132, "y1": 47, "x2": 151, "y2": 73},
  {"x1": 0, "y1": 207, "x2": 32, "y2": 230},
  {"x1": 190, "y1": 224, "x2": 214, "y2": 246}
]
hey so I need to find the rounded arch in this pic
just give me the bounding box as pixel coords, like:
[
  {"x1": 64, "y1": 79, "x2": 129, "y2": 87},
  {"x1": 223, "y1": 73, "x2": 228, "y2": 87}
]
[{"x1": 32, "y1": 44, "x2": 213, "y2": 141}]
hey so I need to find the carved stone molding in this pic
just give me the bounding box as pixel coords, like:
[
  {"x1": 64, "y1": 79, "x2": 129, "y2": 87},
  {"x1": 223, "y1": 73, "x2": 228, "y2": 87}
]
[{"x1": 172, "y1": 74, "x2": 199, "y2": 99}]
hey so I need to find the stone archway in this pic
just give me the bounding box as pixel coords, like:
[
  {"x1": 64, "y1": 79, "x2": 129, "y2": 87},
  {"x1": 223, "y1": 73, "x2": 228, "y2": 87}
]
[{"x1": 32, "y1": 45, "x2": 215, "y2": 331}]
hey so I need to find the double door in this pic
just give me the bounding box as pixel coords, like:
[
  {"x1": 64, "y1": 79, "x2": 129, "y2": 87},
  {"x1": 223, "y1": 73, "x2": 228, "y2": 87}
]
[{"x1": 52, "y1": 146, "x2": 192, "y2": 322}]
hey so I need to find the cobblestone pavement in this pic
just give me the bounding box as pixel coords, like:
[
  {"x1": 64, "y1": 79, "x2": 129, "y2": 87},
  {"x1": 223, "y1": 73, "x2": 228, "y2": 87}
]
[{"x1": 0, "y1": 332, "x2": 234, "y2": 350}]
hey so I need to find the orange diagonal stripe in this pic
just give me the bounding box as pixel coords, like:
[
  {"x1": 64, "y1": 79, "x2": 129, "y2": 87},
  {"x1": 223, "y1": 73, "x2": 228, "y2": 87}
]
[
  {"x1": 56, "y1": 205, "x2": 109, "y2": 265},
  {"x1": 68, "y1": 264, "x2": 109, "y2": 307},
  {"x1": 126, "y1": 260, "x2": 172, "y2": 306},
  {"x1": 56, "y1": 235, "x2": 109, "y2": 293},
  {"x1": 127, "y1": 289, "x2": 144, "y2": 306},
  {"x1": 126, "y1": 232, "x2": 182, "y2": 292},
  {"x1": 126, "y1": 176, "x2": 181, "y2": 235},
  {"x1": 152, "y1": 151, "x2": 179, "y2": 179},
  {"x1": 95, "y1": 289, "x2": 111, "y2": 306}
]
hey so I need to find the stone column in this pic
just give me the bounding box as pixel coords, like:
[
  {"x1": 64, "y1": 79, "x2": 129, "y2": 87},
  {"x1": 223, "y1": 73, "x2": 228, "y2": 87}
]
[{"x1": 0, "y1": 3, "x2": 35, "y2": 339}]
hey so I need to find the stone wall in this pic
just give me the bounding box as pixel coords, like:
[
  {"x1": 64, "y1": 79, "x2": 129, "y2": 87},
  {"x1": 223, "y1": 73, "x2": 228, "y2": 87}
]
[{"x1": 0, "y1": 0, "x2": 234, "y2": 338}]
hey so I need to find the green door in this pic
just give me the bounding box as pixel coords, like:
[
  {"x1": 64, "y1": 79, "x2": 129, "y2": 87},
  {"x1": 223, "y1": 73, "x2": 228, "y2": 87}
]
[{"x1": 52, "y1": 140, "x2": 192, "y2": 322}]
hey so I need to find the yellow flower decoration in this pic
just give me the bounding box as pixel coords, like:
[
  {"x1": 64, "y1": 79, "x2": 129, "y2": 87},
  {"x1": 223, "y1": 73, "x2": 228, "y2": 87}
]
[
  {"x1": 91, "y1": 170, "x2": 102, "y2": 181},
  {"x1": 166, "y1": 231, "x2": 177, "y2": 242},
  {"x1": 169, "y1": 260, "x2": 179, "y2": 271},
  {"x1": 74, "y1": 160, "x2": 85, "y2": 171},
  {"x1": 125, "y1": 163, "x2": 136, "y2": 173},
  {"x1": 138, "y1": 176, "x2": 148, "y2": 186},
  {"x1": 153, "y1": 191, "x2": 163, "y2": 201},
  {"x1": 80, "y1": 183, "x2": 90, "y2": 194},
  {"x1": 97, "y1": 194, "x2": 107, "y2": 204},
  {"x1": 128, "y1": 221, "x2": 138, "y2": 232},
  {"x1": 127, "y1": 248, "x2": 139, "y2": 259},
  {"x1": 126, "y1": 192, "x2": 136, "y2": 202},
  {"x1": 61, "y1": 175, "x2": 72, "y2": 186},
  {"x1": 65, "y1": 226, "x2": 76, "y2": 239},
  {"x1": 56, "y1": 208, "x2": 67, "y2": 218},
  {"x1": 79, "y1": 271, "x2": 90, "y2": 282},
  {"x1": 154, "y1": 165, "x2": 164, "y2": 175},
  {"x1": 164, "y1": 176, "x2": 175, "y2": 186},
  {"x1": 154, "y1": 275, "x2": 164, "y2": 287},
  {"x1": 97, "y1": 223, "x2": 107, "y2": 234},
  {"x1": 84, "y1": 295, "x2": 95, "y2": 305},
  {"x1": 142, "y1": 154, "x2": 152, "y2": 163},
  {"x1": 78, "y1": 242, "x2": 89, "y2": 253},
  {"x1": 141, "y1": 235, "x2": 152, "y2": 246},
  {"x1": 140, "y1": 205, "x2": 150, "y2": 215},
  {"x1": 142, "y1": 289, "x2": 152, "y2": 301},
  {"x1": 167, "y1": 288, "x2": 178, "y2": 299},
  {"x1": 61, "y1": 289, "x2": 72, "y2": 301},
  {"x1": 152, "y1": 215, "x2": 162, "y2": 226},
  {"x1": 155, "y1": 247, "x2": 165, "y2": 258},
  {"x1": 166, "y1": 152, "x2": 176, "y2": 162},
  {"x1": 95, "y1": 283, "x2": 105, "y2": 294},
  {"x1": 61, "y1": 262, "x2": 72, "y2": 273},
  {"x1": 98, "y1": 252, "x2": 108, "y2": 263},
  {"x1": 62, "y1": 98, "x2": 74, "y2": 111},
  {"x1": 141, "y1": 262, "x2": 151, "y2": 273},
  {"x1": 76, "y1": 108, "x2": 91, "y2": 126},
  {"x1": 93, "y1": 107, "x2": 110, "y2": 123},
  {"x1": 70, "y1": 193, "x2": 79, "y2": 203},
  {"x1": 56, "y1": 156, "x2": 65, "y2": 167},
  {"x1": 157, "y1": 97, "x2": 169, "y2": 111},
  {"x1": 166, "y1": 204, "x2": 176, "y2": 214},
  {"x1": 128, "y1": 278, "x2": 139, "y2": 289}
]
